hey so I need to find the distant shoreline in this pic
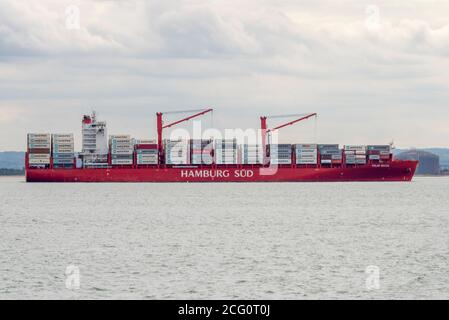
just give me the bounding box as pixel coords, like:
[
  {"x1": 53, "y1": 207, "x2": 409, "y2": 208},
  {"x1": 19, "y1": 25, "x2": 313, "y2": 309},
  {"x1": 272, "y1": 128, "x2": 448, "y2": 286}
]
[{"x1": 0, "y1": 169, "x2": 25, "y2": 176}]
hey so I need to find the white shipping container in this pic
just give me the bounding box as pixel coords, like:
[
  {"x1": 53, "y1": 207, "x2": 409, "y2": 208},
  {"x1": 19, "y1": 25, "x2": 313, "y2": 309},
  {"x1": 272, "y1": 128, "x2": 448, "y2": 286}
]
[
  {"x1": 270, "y1": 160, "x2": 291, "y2": 165},
  {"x1": 29, "y1": 159, "x2": 51, "y2": 165},
  {"x1": 296, "y1": 150, "x2": 317, "y2": 155},
  {"x1": 28, "y1": 133, "x2": 50, "y2": 138},
  {"x1": 215, "y1": 153, "x2": 236, "y2": 157},
  {"x1": 298, "y1": 156, "x2": 318, "y2": 160},
  {"x1": 110, "y1": 135, "x2": 131, "y2": 140},
  {"x1": 29, "y1": 154, "x2": 50, "y2": 159},
  {"x1": 137, "y1": 154, "x2": 157, "y2": 158},
  {"x1": 29, "y1": 143, "x2": 51, "y2": 148},
  {"x1": 243, "y1": 161, "x2": 261, "y2": 164},
  {"x1": 111, "y1": 143, "x2": 133, "y2": 148},
  {"x1": 53, "y1": 136, "x2": 74, "y2": 140},
  {"x1": 28, "y1": 143, "x2": 51, "y2": 149},
  {"x1": 296, "y1": 144, "x2": 317, "y2": 148},
  {"x1": 52, "y1": 136, "x2": 74, "y2": 143},
  {"x1": 52, "y1": 134, "x2": 73, "y2": 138},
  {"x1": 111, "y1": 159, "x2": 133, "y2": 165},
  {"x1": 110, "y1": 140, "x2": 134, "y2": 148},
  {"x1": 53, "y1": 147, "x2": 74, "y2": 152},
  {"x1": 29, "y1": 141, "x2": 51, "y2": 146},
  {"x1": 344, "y1": 145, "x2": 366, "y2": 152},
  {"x1": 111, "y1": 151, "x2": 134, "y2": 155},
  {"x1": 28, "y1": 137, "x2": 50, "y2": 142},
  {"x1": 297, "y1": 155, "x2": 317, "y2": 159},
  {"x1": 296, "y1": 146, "x2": 317, "y2": 150},
  {"x1": 53, "y1": 141, "x2": 74, "y2": 148},
  {"x1": 135, "y1": 139, "x2": 157, "y2": 144},
  {"x1": 53, "y1": 143, "x2": 73, "y2": 147},
  {"x1": 297, "y1": 160, "x2": 317, "y2": 165},
  {"x1": 53, "y1": 142, "x2": 74, "y2": 148},
  {"x1": 111, "y1": 146, "x2": 134, "y2": 150},
  {"x1": 111, "y1": 140, "x2": 133, "y2": 145}
]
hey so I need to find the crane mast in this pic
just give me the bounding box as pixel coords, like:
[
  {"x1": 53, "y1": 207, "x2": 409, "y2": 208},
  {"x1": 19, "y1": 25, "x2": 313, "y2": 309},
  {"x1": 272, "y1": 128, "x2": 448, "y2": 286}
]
[
  {"x1": 156, "y1": 108, "x2": 213, "y2": 164},
  {"x1": 260, "y1": 113, "x2": 317, "y2": 164}
]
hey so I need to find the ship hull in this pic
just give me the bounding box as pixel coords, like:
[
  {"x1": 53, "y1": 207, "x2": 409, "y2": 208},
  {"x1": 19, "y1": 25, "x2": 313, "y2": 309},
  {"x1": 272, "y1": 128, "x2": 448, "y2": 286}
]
[{"x1": 26, "y1": 161, "x2": 418, "y2": 182}]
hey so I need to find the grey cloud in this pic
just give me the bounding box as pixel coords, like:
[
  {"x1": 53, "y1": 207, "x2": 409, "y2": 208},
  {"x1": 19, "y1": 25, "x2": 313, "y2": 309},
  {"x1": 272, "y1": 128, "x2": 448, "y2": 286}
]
[{"x1": 0, "y1": 0, "x2": 449, "y2": 150}]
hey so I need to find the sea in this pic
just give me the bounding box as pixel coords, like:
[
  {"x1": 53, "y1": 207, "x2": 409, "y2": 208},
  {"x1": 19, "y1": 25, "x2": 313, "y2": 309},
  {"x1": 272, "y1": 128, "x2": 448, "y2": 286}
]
[{"x1": 1, "y1": 176, "x2": 448, "y2": 300}]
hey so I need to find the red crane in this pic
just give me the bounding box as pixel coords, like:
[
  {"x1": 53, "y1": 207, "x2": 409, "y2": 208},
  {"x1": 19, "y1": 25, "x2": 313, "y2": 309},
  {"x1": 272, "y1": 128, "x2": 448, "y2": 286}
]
[
  {"x1": 156, "y1": 108, "x2": 213, "y2": 163},
  {"x1": 260, "y1": 113, "x2": 317, "y2": 164}
]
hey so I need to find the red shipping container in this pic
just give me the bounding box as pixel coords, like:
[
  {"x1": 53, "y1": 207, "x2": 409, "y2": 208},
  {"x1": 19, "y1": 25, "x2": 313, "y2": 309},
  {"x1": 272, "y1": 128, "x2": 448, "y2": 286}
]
[
  {"x1": 28, "y1": 148, "x2": 51, "y2": 154},
  {"x1": 135, "y1": 144, "x2": 158, "y2": 150}
]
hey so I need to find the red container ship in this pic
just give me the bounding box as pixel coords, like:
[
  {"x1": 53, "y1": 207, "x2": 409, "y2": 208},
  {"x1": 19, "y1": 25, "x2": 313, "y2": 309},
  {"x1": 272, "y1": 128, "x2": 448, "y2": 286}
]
[{"x1": 25, "y1": 109, "x2": 418, "y2": 183}]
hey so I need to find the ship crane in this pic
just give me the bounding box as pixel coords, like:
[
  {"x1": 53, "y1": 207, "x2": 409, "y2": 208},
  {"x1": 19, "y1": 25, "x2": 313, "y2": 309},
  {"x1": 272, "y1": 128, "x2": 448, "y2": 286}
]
[
  {"x1": 156, "y1": 108, "x2": 213, "y2": 164},
  {"x1": 260, "y1": 113, "x2": 317, "y2": 164}
]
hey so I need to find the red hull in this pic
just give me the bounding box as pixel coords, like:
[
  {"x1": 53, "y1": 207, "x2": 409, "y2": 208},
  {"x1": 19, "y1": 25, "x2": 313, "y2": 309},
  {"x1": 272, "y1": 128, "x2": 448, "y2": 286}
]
[{"x1": 26, "y1": 161, "x2": 418, "y2": 182}]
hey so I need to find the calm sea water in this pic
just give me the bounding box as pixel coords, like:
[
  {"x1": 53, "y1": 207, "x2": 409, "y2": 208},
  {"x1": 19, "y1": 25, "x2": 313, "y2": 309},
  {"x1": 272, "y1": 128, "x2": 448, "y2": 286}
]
[{"x1": 1, "y1": 176, "x2": 448, "y2": 300}]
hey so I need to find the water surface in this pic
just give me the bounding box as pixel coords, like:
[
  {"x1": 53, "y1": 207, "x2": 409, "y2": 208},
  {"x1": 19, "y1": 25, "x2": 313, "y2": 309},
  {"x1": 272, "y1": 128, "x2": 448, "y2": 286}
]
[{"x1": 1, "y1": 176, "x2": 448, "y2": 299}]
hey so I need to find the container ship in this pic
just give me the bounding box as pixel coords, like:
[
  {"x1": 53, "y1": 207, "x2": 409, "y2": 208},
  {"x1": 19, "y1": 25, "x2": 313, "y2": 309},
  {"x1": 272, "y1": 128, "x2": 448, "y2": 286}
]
[{"x1": 25, "y1": 109, "x2": 418, "y2": 182}]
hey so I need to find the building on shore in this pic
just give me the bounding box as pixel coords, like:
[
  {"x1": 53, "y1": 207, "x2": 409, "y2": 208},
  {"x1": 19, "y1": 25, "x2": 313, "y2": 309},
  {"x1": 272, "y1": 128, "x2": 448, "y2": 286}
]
[{"x1": 395, "y1": 150, "x2": 440, "y2": 175}]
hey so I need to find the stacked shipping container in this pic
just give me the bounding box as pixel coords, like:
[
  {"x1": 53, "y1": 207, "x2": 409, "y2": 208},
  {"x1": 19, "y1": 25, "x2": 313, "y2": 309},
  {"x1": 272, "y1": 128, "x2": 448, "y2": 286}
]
[
  {"x1": 27, "y1": 120, "x2": 395, "y2": 170},
  {"x1": 215, "y1": 139, "x2": 237, "y2": 164},
  {"x1": 165, "y1": 139, "x2": 190, "y2": 165},
  {"x1": 295, "y1": 144, "x2": 318, "y2": 165},
  {"x1": 27, "y1": 134, "x2": 51, "y2": 168},
  {"x1": 135, "y1": 139, "x2": 158, "y2": 165},
  {"x1": 52, "y1": 134, "x2": 74, "y2": 168},
  {"x1": 242, "y1": 144, "x2": 262, "y2": 164},
  {"x1": 344, "y1": 145, "x2": 367, "y2": 165},
  {"x1": 318, "y1": 144, "x2": 341, "y2": 165},
  {"x1": 368, "y1": 145, "x2": 391, "y2": 162},
  {"x1": 269, "y1": 144, "x2": 292, "y2": 165},
  {"x1": 82, "y1": 154, "x2": 108, "y2": 168},
  {"x1": 191, "y1": 140, "x2": 213, "y2": 165},
  {"x1": 110, "y1": 135, "x2": 134, "y2": 166}
]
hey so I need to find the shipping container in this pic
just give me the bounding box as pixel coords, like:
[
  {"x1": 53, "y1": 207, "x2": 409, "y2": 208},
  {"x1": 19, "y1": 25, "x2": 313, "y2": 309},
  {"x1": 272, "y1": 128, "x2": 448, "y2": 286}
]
[{"x1": 165, "y1": 139, "x2": 190, "y2": 165}]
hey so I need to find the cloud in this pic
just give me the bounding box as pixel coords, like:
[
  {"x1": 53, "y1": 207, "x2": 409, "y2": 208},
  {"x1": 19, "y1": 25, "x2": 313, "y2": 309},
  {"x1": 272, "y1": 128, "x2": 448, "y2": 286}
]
[{"x1": 0, "y1": 0, "x2": 449, "y2": 150}]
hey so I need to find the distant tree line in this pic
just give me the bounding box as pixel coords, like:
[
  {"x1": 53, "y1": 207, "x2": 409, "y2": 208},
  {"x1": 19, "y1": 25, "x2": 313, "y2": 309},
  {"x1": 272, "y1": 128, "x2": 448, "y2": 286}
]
[{"x1": 0, "y1": 168, "x2": 25, "y2": 176}]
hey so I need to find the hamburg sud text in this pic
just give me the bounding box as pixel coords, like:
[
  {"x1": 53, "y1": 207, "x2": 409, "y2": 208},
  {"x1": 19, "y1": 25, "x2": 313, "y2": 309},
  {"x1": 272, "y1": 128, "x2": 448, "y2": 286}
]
[{"x1": 180, "y1": 169, "x2": 255, "y2": 179}]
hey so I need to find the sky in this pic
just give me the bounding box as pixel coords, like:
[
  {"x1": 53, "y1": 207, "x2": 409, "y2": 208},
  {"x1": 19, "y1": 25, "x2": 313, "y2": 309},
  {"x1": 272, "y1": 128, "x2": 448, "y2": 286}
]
[{"x1": 1, "y1": 0, "x2": 448, "y2": 151}]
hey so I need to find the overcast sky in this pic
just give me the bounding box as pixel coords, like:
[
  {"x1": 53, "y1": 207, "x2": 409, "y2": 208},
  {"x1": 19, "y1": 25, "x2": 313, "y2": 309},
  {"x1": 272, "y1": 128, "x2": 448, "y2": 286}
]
[{"x1": 1, "y1": 0, "x2": 448, "y2": 151}]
